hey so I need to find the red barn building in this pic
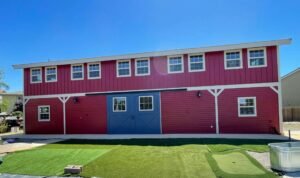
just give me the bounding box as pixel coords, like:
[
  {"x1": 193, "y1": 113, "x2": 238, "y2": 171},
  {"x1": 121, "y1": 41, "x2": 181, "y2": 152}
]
[{"x1": 13, "y1": 39, "x2": 291, "y2": 134}]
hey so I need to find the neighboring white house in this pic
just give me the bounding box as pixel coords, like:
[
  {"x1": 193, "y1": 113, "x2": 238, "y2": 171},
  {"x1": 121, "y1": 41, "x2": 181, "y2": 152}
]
[{"x1": 282, "y1": 68, "x2": 300, "y2": 107}]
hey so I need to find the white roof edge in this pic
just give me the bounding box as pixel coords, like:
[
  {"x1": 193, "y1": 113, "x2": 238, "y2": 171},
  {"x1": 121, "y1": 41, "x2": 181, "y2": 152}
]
[
  {"x1": 282, "y1": 67, "x2": 300, "y2": 80},
  {"x1": 13, "y1": 38, "x2": 292, "y2": 69}
]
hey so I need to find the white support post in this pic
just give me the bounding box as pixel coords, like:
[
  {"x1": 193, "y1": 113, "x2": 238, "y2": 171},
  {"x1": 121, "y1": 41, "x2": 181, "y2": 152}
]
[
  {"x1": 59, "y1": 96, "x2": 70, "y2": 135},
  {"x1": 208, "y1": 89, "x2": 224, "y2": 134}
]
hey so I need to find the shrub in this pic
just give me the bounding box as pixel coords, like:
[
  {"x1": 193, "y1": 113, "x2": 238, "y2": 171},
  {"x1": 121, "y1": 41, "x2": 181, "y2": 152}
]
[{"x1": 0, "y1": 121, "x2": 8, "y2": 133}]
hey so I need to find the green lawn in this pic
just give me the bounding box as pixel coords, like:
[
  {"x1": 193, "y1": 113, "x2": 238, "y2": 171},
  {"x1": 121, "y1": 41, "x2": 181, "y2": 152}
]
[{"x1": 0, "y1": 139, "x2": 280, "y2": 178}]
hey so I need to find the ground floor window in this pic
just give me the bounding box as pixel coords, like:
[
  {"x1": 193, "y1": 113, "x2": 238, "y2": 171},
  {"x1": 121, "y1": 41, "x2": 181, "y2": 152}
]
[
  {"x1": 38, "y1": 105, "x2": 50, "y2": 121},
  {"x1": 113, "y1": 97, "x2": 127, "y2": 112},
  {"x1": 139, "y1": 96, "x2": 153, "y2": 111},
  {"x1": 238, "y1": 97, "x2": 257, "y2": 117}
]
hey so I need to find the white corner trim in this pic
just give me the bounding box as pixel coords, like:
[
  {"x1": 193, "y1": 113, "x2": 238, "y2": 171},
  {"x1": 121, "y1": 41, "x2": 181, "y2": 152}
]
[
  {"x1": 71, "y1": 64, "x2": 84, "y2": 80},
  {"x1": 45, "y1": 66, "x2": 58, "y2": 83},
  {"x1": 135, "y1": 58, "x2": 150, "y2": 76},
  {"x1": 159, "y1": 92, "x2": 162, "y2": 134},
  {"x1": 38, "y1": 105, "x2": 51, "y2": 122},
  {"x1": 112, "y1": 97, "x2": 127, "y2": 112},
  {"x1": 237, "y1": 97, "x2": 257, "y2": 117},
  {"x1": 30, "y1": 67, "x2": 42, "y2": 84},
  {"x1": 138, "y1": 95, "x2": 154, "y2": 111},
  {"x1": 87, "y1": 62, "x2": 101, "y2": 79},
  {"x1": 224, "y1": 49, "x2": 243, "y2": 70},
  {"x1": 277, "y1": 45, "x2": 283, "y2": 134},
  {"x1": 247, "y1": 47, "x2": 267, "y2": 68},
  {"x1": 167, "y1": 55, "x2": 184, "y2": 74},
  {"x1": 116, "y1": 60, "x2": 131, "y2": 77},
  {"x1": 188, "y1": 53, "x2": 206, "y2": 72}
]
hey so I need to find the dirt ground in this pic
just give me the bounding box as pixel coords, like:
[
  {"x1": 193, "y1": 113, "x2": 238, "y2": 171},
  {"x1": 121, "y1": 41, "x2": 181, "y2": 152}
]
[{"x1": 283, "y1": 122, "x2": 300, "y2": 140}]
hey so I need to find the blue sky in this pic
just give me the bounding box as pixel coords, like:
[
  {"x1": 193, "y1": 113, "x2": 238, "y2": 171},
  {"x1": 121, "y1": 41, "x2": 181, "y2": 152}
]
[{"x1": 0, "y1": 0, "x2": 299, "y2": 92}]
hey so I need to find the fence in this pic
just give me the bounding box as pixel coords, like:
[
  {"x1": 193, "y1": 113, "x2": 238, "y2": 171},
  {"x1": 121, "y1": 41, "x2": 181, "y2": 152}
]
[{"x1": 283, "y1": 107, "x2": 300, "y2": 122}]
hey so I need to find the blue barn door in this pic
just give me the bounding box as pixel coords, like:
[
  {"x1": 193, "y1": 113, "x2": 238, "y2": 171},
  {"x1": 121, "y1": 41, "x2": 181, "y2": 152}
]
[{"x1": 107, "y1": 92, "x2": 161, "y2": 134}]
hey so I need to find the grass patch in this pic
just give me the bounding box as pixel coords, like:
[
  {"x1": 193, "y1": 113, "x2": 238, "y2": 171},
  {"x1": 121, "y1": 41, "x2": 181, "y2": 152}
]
[
  {"x1": 0, "y1": 148, "x2": 109, "y2": 176},
  {"x1": 82, "y1": 145, "x2": 215, "y2": 178},
  {"x1": 0, "y1": 138, "x2": 283, "y2": 177},
  {"x1": 207, "y1": 150, "x2": 276, "y2": 178}
]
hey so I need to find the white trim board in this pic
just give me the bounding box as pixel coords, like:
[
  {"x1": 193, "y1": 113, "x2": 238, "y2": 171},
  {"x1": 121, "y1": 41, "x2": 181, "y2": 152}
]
[
  {"x1": 23, "y1": 82, "x2": 279, "y2": 100},
  {"x1": 13, "y1": 39, "x2": 291, "y2": 69},
  {"x1": 187, "y1": 82, "x2": 278, "y2": 91}
]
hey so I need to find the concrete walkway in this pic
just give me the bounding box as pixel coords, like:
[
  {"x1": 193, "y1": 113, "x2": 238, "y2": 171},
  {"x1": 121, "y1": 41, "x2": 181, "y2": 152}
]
[
  {"x1": 0, "y1": 139, "x2": 63, "y2": 154},
  {"x1": 1, "y1": 133, "x2": 290, "y2": 140}
]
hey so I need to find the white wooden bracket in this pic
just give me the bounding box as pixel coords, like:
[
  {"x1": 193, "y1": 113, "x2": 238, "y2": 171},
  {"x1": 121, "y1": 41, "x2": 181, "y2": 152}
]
[
  {"x1": 208, "y1": 88, "x2": 224, "y2": 134},
  {"x1": 24, "y1": 98, "x2": 30, "y2": 105},
  {"x1": 58, "y1": 96, "x2": 70, "y2": 135},
  {"x1": 270, "y1": 86, "x2": 279, "y2": 94}
]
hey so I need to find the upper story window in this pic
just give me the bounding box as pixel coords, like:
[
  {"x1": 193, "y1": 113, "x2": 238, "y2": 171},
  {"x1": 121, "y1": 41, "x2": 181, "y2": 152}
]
[
  {"x1": 224, "y1": 50, "x2": 243, "y2": 69},
  {"x1": 135, "y1": 58, "x2": 150, "y2": 76},
  {"x1": 30, "y1": 68, "x2": 42, "y2": 83},
  {"x1": 45, "y1": 66, "x2": 57, "y2": 82},
  {"x1": 38, "y1": 105, "x2": 50, "y2": 121},
  {"x1": 168, "y1": 55, "x2": 184, "y2": 73},
  {"x1": 248, "y1": 48, "x2": 267, "y2": 68},
  {"x1": 238, "y1": 97, "x2": 257, "y2": 117},
  {"x1": 113, "y1": 97, "x2": 126, "y2": 112},
  {"x1": 88, "y1": 63, "x2": 101, "y2": 79},
  {"x1": 188, "y1": 54, "x2": 205, "y2": 72},
  {"x1": 117, "y1": 60, "x2": 131, "y2": 77},
  {"x1": 71, "y1": 64, "x2": 84, "y2": 80}
]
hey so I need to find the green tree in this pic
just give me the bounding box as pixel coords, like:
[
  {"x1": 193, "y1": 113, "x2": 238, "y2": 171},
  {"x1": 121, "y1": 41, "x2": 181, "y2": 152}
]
[
  {"x1": 0, "y1": 99, "x2": 10, "y2": 113},
  {"x1": 0, "y1": 70, "x2": 9, "y2": 91}
]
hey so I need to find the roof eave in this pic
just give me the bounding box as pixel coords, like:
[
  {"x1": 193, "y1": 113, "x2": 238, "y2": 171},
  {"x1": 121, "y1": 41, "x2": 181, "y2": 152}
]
[{"x1": 13, "y1": 38, "x2": 292, "y2": 69}]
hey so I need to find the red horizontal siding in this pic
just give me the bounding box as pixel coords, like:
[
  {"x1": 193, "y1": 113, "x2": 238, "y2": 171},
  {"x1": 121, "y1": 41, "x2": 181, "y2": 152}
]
[
  {"x1": 218, "y1": 87, "x2": 279, "y2": 133},
  {"x1": 24, "y1": 46, "x2": 278, "y2": 96},
  {"x1": 25, "y1": 98, "x2": 63, "y2": 134},
  {"x1": 161, "y1": 91, "x2": 216, "y2": 133},
  {"x1": 65, "y1": 95, "x2": 107, "y2": 134}
]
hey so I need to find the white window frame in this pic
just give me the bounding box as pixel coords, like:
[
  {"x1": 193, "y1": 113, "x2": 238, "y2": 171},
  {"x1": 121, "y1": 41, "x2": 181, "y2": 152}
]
[
  {"x1": 135, "y1": 58, "x2": 150, "y2": 76},
  {"x1": 38, "y1": 105, "x2": 50, "y2": 122},
  {"x1": 117, "y1": 60, "x2": 131, "y2": 77},
  {"x1": 247, "y1": 47, "x2": 267, "y2": 68},
  {"x1": 224, "y1": 50, "x2": 243, "y2": 70},
  {"x1": 167, "y1": 55, "x2": 184, "y2": 74},
  {"x1": 188, "y1": 53, "x2": 205, "y2": 72},
  {"x1": 113, "y1": 97, "x2": 127, "y2": 112},
  {"x1": 87, "y1": 63, "x2": 101, "y2": 79},
  {"x1": 139, "y1": 96, "x2": 154, "y2": 111},
  {"x1": 30, "y1": 68, "x2": 42, "y2": 84},
  {"x1": 238, "y1": 97, "x2": 257, "y2": 117},
  {"x1": 45, "y1": 66, "x2": 57, "y2": 82},
  {"x1": 71, "y1": 64, "x2": 84, "y2": 80}
]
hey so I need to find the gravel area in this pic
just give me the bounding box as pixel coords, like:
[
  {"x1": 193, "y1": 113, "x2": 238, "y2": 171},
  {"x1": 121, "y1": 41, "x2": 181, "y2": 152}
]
[{"x1": 247, "y1": 151, "x2": 271, "y2": 171}]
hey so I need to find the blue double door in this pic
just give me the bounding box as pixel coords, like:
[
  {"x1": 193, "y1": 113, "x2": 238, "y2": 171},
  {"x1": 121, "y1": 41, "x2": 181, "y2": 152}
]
[{"x1": 107, "y1": 92, "x2": 161, "y2": 134}]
